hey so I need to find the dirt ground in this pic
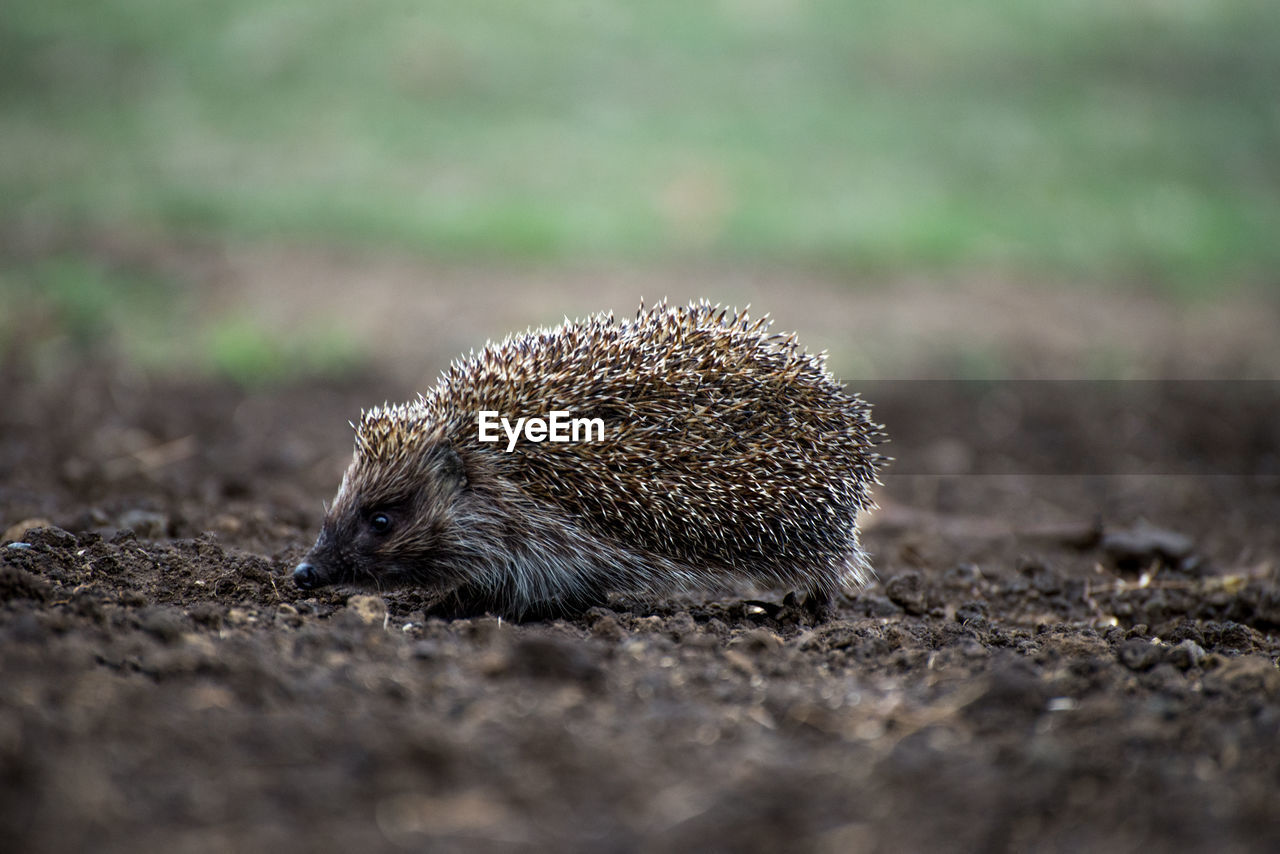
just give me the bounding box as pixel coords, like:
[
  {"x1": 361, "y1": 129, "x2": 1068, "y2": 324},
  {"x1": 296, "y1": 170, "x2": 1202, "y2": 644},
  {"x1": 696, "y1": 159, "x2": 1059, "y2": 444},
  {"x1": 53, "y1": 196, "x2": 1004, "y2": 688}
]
[{"x1": 3, "y1": 261, "x2": 1280, "y2": 853}]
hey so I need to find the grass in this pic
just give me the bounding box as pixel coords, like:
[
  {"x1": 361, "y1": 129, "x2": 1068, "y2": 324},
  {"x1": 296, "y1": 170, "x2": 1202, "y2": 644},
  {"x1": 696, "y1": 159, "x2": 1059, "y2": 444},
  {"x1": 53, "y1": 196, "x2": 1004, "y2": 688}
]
[
  {"x1": 0, "y1": 257, "x2": 363, "y2": 384},
  {"x1": 2, "y1": 0, "x2": 1278, "y2": 292}
]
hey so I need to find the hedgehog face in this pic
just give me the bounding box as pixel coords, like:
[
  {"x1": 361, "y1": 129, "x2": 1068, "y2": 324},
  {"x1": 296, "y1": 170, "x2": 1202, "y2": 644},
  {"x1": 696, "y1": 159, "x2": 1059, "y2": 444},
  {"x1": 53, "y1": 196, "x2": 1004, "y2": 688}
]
[{"x1": 293, "y1": 445, "x2": 469, "y2": 593}]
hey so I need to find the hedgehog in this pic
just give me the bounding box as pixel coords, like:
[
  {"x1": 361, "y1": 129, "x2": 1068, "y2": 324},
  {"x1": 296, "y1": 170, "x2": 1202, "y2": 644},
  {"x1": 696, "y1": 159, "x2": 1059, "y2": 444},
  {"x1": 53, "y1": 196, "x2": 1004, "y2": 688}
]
[{"x1": 293, "y1": 299, "x2": 886, "y2": 619}]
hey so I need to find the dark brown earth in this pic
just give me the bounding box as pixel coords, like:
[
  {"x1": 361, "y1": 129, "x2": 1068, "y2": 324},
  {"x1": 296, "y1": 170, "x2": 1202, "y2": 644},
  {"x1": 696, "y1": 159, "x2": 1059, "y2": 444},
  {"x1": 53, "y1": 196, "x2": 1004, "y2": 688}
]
[{"x1": 3, "y1": 318, "x2": 1280, "y2": 852}]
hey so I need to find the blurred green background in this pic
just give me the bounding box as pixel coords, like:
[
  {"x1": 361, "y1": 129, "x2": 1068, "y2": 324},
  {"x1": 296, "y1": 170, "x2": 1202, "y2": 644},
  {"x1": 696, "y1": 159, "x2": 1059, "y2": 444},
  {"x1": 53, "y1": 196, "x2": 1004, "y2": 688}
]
[{"x1": 2, "y1": 0, "x2": 1278, "y2": 376}]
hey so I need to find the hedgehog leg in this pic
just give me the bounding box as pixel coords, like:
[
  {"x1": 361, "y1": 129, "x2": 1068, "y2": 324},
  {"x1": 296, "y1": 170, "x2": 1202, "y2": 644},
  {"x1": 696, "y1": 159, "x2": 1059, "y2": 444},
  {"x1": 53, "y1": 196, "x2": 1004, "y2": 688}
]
[
  {"x1": 518, "y1": 594, "x2": 603, "y2": 622},
  {"x1": 519, "y1": 577, "x2": 614, "y2": 621},
  {"x1": 778, "y1": 589, "x2": 831, "y2": 623},
  {"x1": 429, "y1": 580, "x2": 610, "y2": 622},
  {"x1": 800, "y1": 586, "x2": 835, "y2": 622},
  {"x1": 427, "y1": 583, "x2": 496, "y2": 619}
]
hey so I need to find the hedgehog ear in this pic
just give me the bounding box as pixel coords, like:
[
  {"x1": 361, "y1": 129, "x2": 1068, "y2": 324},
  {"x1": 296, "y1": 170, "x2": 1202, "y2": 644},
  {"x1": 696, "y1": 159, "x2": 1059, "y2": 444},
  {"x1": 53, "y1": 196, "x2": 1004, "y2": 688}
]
[{"x1": 439, "y1": 446, "x2": 468, "y2": 490}]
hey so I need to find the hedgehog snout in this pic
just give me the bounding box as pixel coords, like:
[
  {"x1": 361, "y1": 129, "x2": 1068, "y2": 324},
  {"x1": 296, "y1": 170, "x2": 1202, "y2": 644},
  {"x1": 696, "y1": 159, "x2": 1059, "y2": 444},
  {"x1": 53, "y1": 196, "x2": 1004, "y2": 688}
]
[
  {"x1": 292, "y1": 560, "x2": 321, "y2": 590},
  {"x1": 294, "y1": 526, "x2": 341, "y2": 590}
]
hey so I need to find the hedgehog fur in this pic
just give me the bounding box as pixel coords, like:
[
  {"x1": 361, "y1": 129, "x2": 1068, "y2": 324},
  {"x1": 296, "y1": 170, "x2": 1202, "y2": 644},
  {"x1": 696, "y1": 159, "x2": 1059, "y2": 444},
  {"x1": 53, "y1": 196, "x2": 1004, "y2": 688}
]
[{"x1": 293, "y1": 299, "x2": 886, "y2": 618}]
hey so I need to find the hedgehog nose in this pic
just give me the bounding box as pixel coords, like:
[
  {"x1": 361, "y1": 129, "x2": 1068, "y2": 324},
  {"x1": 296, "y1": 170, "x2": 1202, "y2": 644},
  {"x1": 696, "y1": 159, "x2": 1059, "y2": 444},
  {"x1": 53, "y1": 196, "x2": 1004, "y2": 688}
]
[{"x1": 293, "y1": 561, "x2": 319, "y2": 590}]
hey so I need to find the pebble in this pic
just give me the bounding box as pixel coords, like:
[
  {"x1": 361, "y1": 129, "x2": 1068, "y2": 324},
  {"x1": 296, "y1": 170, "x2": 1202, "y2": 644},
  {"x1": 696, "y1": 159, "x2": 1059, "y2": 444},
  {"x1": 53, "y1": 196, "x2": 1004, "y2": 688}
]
[
  {"x1": 117, "y1": 510, "x2": 170, "y2": 540},
  {"x1": 1118, "y1": 638, "x2": 1162, "y2": 672},
  {"x1": 275, "y1": 603, "x2": 303, "y2": 628},
  {"x1": 2, "y1": 518, "x2": 55, "y2": 543},
  {"x1": 1102, "y1": 523, "x2": 1193, "y2": 568},
  {"x1": 588, "y1": 613, "x2": 627, "y2": 642},
  {"x1": 944, "y1": 562, "x2": 983, "y2": 586},
  {"x1": 1166, "y1": 639, "x2": 1206, "y2": 670},
  {"x1": 346, "y1": 595, "x2": 388, "y2": 626},
  {"x1": 225, "y1": 607, "x2": 257, "y2": 628},
  {"x1": 884, "y1": 571, "x2": 927, "y2": 615},
  {"x1": 1018, "y1": 556, "x2": 1062, "y2": 595}
]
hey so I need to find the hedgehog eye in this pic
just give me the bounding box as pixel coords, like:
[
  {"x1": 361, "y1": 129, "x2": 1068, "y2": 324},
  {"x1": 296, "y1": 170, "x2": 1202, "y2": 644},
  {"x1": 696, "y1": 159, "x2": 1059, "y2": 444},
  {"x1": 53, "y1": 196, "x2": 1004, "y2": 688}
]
[{"x1": 368, "y1": 512, "x2": 392, "y2": 535}]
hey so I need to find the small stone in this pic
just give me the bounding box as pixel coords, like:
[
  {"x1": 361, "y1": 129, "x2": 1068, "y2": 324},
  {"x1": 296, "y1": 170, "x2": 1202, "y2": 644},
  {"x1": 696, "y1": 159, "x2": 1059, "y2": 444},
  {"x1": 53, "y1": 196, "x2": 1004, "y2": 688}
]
[
  {"x1": 1217, "y1": 622, "x2": 1257, "y2": 654},
  {"x1": 955, "y1": 601, "x2": 989, "y2": 628},
  {"x1": 347, "y1": 594, "x2": 387, "y2": 626},
  {"x1": 2, "y1": 518, "x2": 55, "y2": 543},
  {"x1": 1102, "y1": 523, "x2": 1193, "y2": 570},
  {"x1": 1018, "y1": 556, "x2": 1062, "y2": 595},
  {"x1": 1167, "y1": 639, "x2": 1206, "y2": 670},
  {"x1": 666, "y1": 612, "x2": 697, "y2": 639},
  {"x1": 588, "y1": 613, "x2": 627, "y2": 642},
  {"x1": 944, "y1": 563, "x2": 983, "y2": 586},
  {"x1": 17, "y1": 525, "x2": 77, "y2": 549},
  {"x1": 884, "y1": 571, "x2": 927, "y2": 615},
  {"x1": 213, "y1": 514, "x2": 243, "y2": 534},
  {"x1": 1118, "y1": 638, "x2": 1161, "y2": 672},
  {"x1": 117, "y1": 510, "x2": 170, "y2": 540},
  {"x1": 1166, "y1": 621, "x2": 1205, "y2": 647},
  {"x1": 276, "y1": 603, "x2": 303, "y2": 627},
  {"x1": 633, "y1": 615, "x2": 665, "y2": 633},
  {"x1": 225, "y1": 607, "x2": 256, "y2": 627}
]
